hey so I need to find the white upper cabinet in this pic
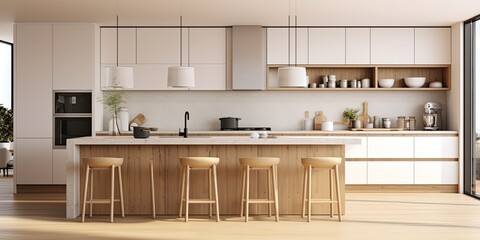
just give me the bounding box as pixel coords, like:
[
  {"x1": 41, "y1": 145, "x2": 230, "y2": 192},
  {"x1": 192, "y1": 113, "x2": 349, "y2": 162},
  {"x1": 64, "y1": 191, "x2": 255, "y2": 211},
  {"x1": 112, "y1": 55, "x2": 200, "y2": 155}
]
[
  {"x1": 15, "y1": 24, "x2": 53, "y2": 138},
  {"x1": 100, "y1": 28, "x2": 136, "y2": 64},
  {"x1": 346, "y1": 28, "x2": 370, "y2": 64},
  {"x1": 137, "y1": 28, "x2": 180, "y2": 64},
  {"x1": 53, "y1": 24, "x2": 95, "y2": 90},
  {"x1": 309, "y1": 28, "x2": 346, "y2": 64},
  {"x1": 267, "y1": 28, "x2": 288, "y2": 64},
  {"x1": 189, "y1": 28, "x2": 226, "y2": 64},
  {"x1": 267, "y1": 28, "x2": 307, "y2": 64},
  {"x1": 367, "y1": 137, "x2": 414, "y2": 158},
  {"x1": 371, "y1": 28, "x2": 414, "y2": 64},
  {"x1": 414, "y1": 28, "x2": 451, "y2": 64},
  {"x1": 414, "y1": 137, "x2": 458, "y2": 158}
]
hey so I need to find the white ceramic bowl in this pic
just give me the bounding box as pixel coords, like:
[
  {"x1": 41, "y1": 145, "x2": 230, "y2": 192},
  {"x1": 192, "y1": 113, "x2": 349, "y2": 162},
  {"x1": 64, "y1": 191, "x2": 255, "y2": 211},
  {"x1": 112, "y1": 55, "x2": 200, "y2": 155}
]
[
  {"x1": 378, "y1": 79, "x2": 394, "y2": 88},
  {"x1": 404, "y1": 77, "x2": 426, "y2": 88},
  {"x1": 429, "y1": 81, "x2": 443, "y2": 88}
]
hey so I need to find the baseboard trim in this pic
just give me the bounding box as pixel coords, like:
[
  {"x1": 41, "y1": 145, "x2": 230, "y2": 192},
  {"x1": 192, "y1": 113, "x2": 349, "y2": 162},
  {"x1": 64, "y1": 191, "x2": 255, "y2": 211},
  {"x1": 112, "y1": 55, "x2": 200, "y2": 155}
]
[
  {"x1": 16, "y1": 184, "x2": 66, "y2": 194},
  {"x1": 346, "y1": 184, "x2": 458, "y2": 193}
]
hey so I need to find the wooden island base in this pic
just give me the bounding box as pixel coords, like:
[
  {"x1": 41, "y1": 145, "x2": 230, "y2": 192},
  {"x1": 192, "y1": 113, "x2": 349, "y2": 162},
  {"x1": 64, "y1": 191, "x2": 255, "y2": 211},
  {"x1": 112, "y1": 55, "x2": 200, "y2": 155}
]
[{"x1": 79, "y1": 144, "x2": 345, "y2": 216}]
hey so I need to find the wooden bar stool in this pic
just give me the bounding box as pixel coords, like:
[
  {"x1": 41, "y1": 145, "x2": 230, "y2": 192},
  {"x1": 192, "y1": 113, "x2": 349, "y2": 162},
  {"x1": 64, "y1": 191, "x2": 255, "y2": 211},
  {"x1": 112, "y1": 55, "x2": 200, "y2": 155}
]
[
  {"x1": 301, "y1": 157, "x2": 342, "y2": 222},
  {"x1": 239, "y1": 157, "x2": 280, "y2": 222},
  {"x1": 179, "y1": 157, "x2": 220, "y2": 222},
  {"x1": 81, "y1": 157, "x2": 124, "y2": 223}
]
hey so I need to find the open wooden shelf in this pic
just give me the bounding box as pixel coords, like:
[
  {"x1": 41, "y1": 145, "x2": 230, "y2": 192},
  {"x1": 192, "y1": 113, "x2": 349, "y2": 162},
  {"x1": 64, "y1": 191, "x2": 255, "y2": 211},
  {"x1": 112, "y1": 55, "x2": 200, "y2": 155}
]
[{"x1": 267, "y1": 64, "x2": 451, "y2": 91}]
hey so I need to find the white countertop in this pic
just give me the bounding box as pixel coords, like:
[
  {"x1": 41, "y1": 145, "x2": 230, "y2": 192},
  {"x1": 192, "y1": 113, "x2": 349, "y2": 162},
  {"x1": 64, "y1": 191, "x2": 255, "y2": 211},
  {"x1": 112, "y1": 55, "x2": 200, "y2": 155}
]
[
  {"x1": 68, "y1": 136, "x2": 361, "y2": 146},
  {"x1": 96, "y1": 130, "x2": 458, "y2": 136}
]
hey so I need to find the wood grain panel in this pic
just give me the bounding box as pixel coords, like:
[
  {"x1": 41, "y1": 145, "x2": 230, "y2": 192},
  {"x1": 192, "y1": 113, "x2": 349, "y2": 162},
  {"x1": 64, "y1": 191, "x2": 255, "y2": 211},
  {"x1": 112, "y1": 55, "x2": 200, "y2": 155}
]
[{"x1": 79, "y1": 144, "x2": 345, "y2": 216}]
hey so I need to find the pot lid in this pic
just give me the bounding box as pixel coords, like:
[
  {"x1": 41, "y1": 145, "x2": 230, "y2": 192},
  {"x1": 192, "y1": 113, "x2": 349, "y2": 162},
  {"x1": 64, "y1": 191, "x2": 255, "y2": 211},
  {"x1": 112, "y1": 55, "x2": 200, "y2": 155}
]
[{"x1": 219, "y1": 117, "x2": 241, "y2": 120}]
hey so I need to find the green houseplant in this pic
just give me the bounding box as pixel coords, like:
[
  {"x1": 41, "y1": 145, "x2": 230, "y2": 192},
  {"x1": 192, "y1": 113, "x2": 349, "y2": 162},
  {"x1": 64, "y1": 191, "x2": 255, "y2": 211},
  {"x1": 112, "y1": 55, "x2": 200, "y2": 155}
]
[
  {"x1": 342, "y1": 107, "x2": 359, "y2": 129},
  {"x1": 0, "y1": 104, "x2": 13, "y2": 144},
  {"x1": 98, "y1": 91, "x2": 125, "y2": 135}
]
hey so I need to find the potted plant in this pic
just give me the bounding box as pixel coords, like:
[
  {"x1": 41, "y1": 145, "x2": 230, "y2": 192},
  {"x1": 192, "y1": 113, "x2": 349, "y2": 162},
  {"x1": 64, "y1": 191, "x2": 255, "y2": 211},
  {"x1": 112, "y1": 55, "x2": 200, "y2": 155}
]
[
  {"x1": 0, "y1": 104, "x2": 13, "y2": 149},
  {"x1": 98, "y1": 91, "x2": 125, "y2": 135},
  {"x1": 342, "y1": 107, "x2": 359, "y2": 129}
]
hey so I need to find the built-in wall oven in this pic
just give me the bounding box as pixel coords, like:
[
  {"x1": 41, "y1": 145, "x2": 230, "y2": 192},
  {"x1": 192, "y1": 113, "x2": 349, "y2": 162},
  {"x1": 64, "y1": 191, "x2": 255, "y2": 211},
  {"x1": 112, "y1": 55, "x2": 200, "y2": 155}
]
[{"x1": 53, "y1": 92, "x2": 92, "y2": 148}]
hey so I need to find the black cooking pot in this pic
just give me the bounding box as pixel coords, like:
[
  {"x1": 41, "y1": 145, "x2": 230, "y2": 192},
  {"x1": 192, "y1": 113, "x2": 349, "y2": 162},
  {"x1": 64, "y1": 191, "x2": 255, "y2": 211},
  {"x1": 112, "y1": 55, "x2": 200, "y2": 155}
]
[
  {"x1": 219, "y1": 117, "x2": 241, "y2": 130},
  {"x1": 133, "y1": 126, "x2": 151, "y2": 138}
]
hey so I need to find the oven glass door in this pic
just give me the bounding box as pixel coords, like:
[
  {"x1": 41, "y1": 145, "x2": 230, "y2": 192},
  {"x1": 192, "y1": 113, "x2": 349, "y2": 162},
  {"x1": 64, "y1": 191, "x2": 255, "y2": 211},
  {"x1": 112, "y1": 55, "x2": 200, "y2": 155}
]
[
  {"x1": 55, "y1": 92, "x2": 92, "y2": 114},
  {"x1": 54, "y1": 117, "x2": 92, "y2": 147}
]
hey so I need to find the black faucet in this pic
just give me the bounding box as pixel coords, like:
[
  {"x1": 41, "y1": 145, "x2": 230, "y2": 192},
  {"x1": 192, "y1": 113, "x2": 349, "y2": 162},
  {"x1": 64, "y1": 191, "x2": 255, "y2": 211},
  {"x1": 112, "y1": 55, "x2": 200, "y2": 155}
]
[{"x1": 179, "y1": 111, "x2": 189, "y2": 138}]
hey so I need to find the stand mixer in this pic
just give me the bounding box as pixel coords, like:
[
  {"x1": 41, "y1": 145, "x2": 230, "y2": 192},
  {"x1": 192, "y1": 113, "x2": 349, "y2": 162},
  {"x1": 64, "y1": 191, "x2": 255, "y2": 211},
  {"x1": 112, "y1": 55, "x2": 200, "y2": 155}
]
[{"x1": 423, "y1": 102, "x2": 442, "y2": 130}]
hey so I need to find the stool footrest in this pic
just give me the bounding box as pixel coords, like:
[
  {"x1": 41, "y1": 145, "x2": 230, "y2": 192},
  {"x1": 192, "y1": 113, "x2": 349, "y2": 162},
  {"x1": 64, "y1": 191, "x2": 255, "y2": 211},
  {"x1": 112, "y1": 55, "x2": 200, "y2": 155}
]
[
  {"x1": 245, "y1": 199, "x2": 275, "y2": 204},
  {"x1": 304, "y1": 199, "x2": 338, "y2": 204},
  {"x1": 86, "y1": 199, "x2": 121, "y2": 204},
  {"x1": 185, "y1": 199, "x2": 216, "y2": 204}
]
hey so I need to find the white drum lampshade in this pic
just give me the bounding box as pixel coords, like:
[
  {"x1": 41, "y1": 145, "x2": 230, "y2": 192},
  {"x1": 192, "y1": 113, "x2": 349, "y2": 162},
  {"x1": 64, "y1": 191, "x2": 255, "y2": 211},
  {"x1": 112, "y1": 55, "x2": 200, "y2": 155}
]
[
  {"x1": 168, "y1": 66, "x2": 195, "y2": 88},
  {"x1": 105, "y1": 66, "x2": 134, "y2": 89},
  {"x1": 278, "y1": 67, "x2": 307, "y2": 88}
]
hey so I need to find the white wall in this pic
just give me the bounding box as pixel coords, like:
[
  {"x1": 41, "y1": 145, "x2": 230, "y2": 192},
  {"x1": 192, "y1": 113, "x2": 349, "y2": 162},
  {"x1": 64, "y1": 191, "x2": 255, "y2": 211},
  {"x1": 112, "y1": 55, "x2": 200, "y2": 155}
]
[
  {"x1": 447, "y1": 22, "x2": 463, "y2": 193},
  {"x1": 102, "y1": 90, "x2": 447, "y2": 131},
  {"x1": 0, "y1": 42, "x2": 12, "y2": 109}
]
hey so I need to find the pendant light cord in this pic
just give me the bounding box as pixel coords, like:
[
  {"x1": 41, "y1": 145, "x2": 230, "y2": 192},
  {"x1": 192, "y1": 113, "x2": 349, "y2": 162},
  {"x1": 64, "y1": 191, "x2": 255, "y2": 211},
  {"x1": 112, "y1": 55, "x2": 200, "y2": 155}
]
[
  {"x1": 180, "y1": 16, "x2": 183, "y2": 67},
  {"x1": 288, "y1": 15, "x2": 291, "y2": 66},
  {"x1": 116, "y1": 15, "x2": 119, "y2": 67}
]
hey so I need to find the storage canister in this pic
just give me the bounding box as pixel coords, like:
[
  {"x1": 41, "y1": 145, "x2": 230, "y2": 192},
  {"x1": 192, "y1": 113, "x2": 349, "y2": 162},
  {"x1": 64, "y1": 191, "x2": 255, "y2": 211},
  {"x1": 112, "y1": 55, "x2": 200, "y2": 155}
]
[
  {"x1": 118, "y1": 107, "x2": 130, "y2": 132},
  {"x1": 374, "y1": 116, "x2": 381, "y2": 128},
  {"x1": 382, "y1": 118, "x2": 391, "y2": 128},
  {"x1": 409, "y1": 116, "x2": 416, "y2": 130},
  {"x1": 397, "y1": 116, "x2": 405, "y2": 129}
]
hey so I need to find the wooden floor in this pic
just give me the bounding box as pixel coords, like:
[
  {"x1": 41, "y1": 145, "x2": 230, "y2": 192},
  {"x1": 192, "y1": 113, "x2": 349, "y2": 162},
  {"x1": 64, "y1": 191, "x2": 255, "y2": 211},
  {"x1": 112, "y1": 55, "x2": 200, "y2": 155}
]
[{"x1": 0, "y1": 177, "x2": 479, "y2": 240}]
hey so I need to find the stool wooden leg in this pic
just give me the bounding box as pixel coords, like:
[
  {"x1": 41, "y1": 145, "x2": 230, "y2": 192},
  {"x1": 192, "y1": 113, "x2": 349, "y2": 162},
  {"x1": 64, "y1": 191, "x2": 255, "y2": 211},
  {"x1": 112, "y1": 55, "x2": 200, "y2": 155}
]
[
  {"x1": 209, "y1": 168, "x2": 212, "y2": 218},
  {"x1": 179, "y1": 166, "x2": 186, "y2": 218},
  {"x1": 335, "y1": 165, "x2": 342, "y2": 222},
  {"x1": 89, "y1": 170, "x2": 94, "y2": 218},
  {"x1": 150, "y1": 160, "x2": 156, "y2": 219},
  {"x1": 301, "y1": 166, "x2": 307, "y2": 218},
  {"x1": 245, "y1": 165, "x2": 250, "y2": 223},
  {"x1": 308, "y1": 165, "x2": 312, "y2": 223},
  {"x1": 110, "y1": 165, "x2": 115, "y2": 223},
  {"x1": 273, "y1": 165, "x2": 279, "y2": 222},
  {"x1": 267, "y1": 168, "x2": 272, "y2": 217},
  {"x1": 118, "y1": 166, "x2": 125, "y2": 218},
  {"x1": 240, "y1": 167, "x2": 245, "y2": 217},
  {"x1": 329, "y1": 168, "x2": 334, "y2": 218},
  {"x1": 81, "y1": 165, "x2": 90, "y2": 223},
  {"x1": 213, "y1": 164, "x2": 220, "y2": 222},
  {"x1": 185, "y1": 165, "x2": 190, "y2": 222}
]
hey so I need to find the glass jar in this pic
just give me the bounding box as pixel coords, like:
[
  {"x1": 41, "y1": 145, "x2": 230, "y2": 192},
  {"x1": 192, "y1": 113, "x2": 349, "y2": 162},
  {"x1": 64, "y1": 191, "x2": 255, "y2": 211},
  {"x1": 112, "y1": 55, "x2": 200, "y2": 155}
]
[
  {"x1": 409, "y1": 116, "x2": 416, "y2": 130},
  {"x1": 397, "y1": 116, "x2": 405, "y2": 129},
  {"x1": 382, "y1": 118, "x2": 391, "y2": 128},
  {"x1": 374, "y1": 116, "x2": 381, "y2": 128}
]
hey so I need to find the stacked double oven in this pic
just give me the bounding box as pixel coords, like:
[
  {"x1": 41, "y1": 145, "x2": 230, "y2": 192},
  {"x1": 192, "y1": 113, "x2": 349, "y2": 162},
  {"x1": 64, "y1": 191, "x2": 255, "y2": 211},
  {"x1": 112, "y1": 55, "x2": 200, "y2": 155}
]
[{"x1": 53, "y1": 92, "x2": 92, "y2": 148}]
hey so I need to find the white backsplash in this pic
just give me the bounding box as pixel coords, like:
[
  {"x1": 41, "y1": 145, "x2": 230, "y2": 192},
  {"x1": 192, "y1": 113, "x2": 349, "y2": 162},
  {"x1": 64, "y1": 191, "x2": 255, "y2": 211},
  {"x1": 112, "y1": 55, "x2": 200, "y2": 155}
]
[{"x1": 102, "y1": 91, "x2": 447, "y2": 131}]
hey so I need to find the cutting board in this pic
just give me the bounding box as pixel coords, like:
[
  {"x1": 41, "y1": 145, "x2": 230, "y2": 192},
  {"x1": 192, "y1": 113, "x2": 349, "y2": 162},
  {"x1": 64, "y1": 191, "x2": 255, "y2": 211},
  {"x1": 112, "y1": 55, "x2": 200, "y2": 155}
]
[
  {"x1": 130, "y1": 113, "x2": 147, "y2": 126},
  {"x1": 356, "y1": 102, "x2": 371, "y2": 128},
  {"x1": 351, "y1": 128, "x2": 403, "y2": 131},
  {"x1": 314, "y1": 111, "x2": 327, "y2": 130}
]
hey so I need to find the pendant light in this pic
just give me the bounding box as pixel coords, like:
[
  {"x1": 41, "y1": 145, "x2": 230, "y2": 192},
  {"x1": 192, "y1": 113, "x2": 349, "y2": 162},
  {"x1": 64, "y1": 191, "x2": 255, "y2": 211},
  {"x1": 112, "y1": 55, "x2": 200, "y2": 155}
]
[
  {"x1": 105, "y1": 0, "x2": 134, "y2": 89},
  {"x1": 278, "y1": 0, "x2": 307, "y2": 88},
  {"x1": 168, "y1": 0, "x2": 195, "y2": 88}
]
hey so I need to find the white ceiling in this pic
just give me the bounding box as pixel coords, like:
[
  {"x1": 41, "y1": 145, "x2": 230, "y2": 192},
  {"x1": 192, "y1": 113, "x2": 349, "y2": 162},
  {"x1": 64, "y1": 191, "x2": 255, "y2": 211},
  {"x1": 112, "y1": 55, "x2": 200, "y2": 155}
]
[{"x1": 1, "y1": 0, "x2": 480, "y2": 42}]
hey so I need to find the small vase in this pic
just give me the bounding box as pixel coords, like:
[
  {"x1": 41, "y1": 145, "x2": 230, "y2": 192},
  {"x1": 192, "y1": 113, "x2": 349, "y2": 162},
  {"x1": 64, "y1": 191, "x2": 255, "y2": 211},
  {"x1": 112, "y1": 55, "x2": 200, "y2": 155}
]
[
  {"x1": 108, "y1": 117, "x2": 121, "y2": 136},
  {"x1": 347, "y1": 119, "x2": 355, "y2": 129}
]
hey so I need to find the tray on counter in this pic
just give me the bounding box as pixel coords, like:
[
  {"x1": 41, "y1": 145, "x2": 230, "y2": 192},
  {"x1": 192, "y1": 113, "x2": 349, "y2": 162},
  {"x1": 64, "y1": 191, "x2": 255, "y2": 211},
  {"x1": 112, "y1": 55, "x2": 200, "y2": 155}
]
[{"x1": 351, "y1": 128, "x2": 404, "y2": 131}]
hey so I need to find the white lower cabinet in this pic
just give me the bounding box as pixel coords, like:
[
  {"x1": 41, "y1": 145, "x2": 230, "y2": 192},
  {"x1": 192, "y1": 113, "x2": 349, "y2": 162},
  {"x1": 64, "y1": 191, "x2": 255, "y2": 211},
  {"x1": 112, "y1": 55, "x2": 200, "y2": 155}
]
[
  {"x1": 367, "y1": 137, "x2": 414, "y2": 158},
  {"x1": 414, "y1": 161, "x2": 458, "y2": 184},
  {"x1": 52, "y1": 149, "x2": 67, "y2": 184},
  {"x1": 15, "y1": 139, "x2": 53, "y2": 184},
  {"x1": 345, "y1": 161, "x2": 367, "y2": 184},
  {"x1": 367, "y1": 161, "x2": 414, "y2": 184},
  {"x1": 345, "y1": 137, "x2": 367, "y2": 158},
  {"x1": 414, "y1": 137, "x2": 458, "y2": 158}
]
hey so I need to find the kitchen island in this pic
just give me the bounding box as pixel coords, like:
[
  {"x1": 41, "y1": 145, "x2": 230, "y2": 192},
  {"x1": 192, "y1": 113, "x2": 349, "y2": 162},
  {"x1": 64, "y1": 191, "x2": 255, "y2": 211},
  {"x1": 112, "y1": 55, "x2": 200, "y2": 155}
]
[{"x1": 66, "y1": 136, "x2": 360, "y2": 219}]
